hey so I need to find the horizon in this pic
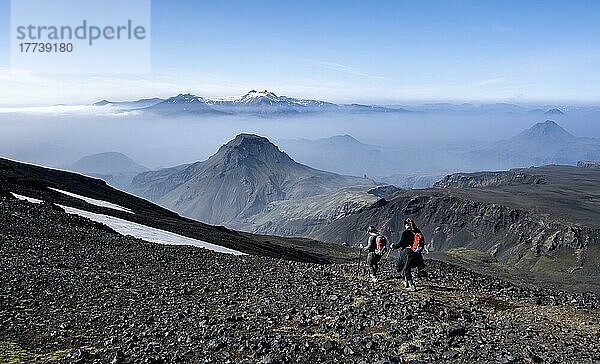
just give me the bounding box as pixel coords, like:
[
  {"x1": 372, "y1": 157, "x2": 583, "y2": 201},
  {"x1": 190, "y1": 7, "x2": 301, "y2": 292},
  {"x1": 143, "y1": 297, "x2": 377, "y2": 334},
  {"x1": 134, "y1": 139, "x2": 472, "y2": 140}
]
[
  {"x1": 2, "y1": 88, "x2": 600, "y2": 109},
  {"x1": 1, "y1": 0, "x2": 600, "y2": 106},
  {"x1": 57, "y1": 90, "x2": 600, "y2": 108}
]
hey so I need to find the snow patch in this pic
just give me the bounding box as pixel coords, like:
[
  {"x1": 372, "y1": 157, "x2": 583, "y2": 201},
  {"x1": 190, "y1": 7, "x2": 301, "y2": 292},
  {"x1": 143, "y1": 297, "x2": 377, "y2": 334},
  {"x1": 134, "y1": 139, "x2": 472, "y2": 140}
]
[
  {"x1": 10, "y1": 192, "x2": 245, "y2": 255},
  {"x1": 11, "y1": 193, "x2": 42, "y2": 204},
  {"x1": 59, "y1": 205, "x2": 245, "y2": 255},
  {"x1": 48, "y1": 187, "x2": 133, "y2": 213}
]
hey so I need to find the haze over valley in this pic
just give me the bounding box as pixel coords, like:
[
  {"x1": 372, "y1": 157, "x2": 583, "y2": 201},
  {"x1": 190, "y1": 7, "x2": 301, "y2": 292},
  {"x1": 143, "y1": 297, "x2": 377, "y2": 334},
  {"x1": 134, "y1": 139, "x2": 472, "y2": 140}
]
[{"x1": 2, "y1": 90, "x2": 599, "y2": 183}]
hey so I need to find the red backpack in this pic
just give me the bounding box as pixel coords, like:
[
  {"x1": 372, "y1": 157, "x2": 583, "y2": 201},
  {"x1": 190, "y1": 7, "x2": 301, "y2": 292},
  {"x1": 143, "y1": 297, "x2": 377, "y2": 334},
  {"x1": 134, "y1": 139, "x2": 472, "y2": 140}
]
[
  {"x1": 411, "y1": 232, "x2": 424, "y2": 253},
  {"x1": 375, "y1": 235, "x2": 387, "y2": 254}
]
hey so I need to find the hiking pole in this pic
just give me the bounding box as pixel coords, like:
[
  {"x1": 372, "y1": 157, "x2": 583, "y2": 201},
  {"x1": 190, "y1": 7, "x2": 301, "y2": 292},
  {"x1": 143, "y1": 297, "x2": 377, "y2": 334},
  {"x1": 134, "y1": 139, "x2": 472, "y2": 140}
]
[
  {"x1": 357, "y1": 247, "x2": 363, "y2": 277},
  {"x1": 384, "y1": 246, "x2": 393, "y2": 259}
]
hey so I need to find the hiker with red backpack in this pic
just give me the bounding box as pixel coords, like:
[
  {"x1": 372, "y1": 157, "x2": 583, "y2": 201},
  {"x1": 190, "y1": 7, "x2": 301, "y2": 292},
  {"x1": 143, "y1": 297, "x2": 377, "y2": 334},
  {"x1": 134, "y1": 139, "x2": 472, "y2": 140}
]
[
  {"x1": 391, "y1": 218, "x2": 427, "y2": 291},
  {"x1": 363, "y1": 225, "x2": 388, "y2": 282}
]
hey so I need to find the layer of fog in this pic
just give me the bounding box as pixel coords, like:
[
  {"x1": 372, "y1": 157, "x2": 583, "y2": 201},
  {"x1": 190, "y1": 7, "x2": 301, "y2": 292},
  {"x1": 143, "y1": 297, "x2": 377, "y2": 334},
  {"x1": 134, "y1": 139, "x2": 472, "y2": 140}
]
[{"x1": 1, "y1": 109, "x2": 598, "y2": 175}]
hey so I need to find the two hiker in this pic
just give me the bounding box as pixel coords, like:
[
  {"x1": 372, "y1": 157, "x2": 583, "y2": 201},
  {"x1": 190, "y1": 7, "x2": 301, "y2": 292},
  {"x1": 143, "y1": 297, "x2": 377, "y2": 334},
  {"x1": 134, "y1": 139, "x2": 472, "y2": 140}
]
[
  {"x1": 362, "y1": 218, "x2": 427, "y2": 290},
  {"x1": 363, "y1": 225, "x2": 387, "y2": 282}
]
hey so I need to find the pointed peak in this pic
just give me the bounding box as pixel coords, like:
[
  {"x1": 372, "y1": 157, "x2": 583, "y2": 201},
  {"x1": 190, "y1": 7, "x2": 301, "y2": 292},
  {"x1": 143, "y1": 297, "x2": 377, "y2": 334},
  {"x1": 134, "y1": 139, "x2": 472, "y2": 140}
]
[
  {"x1": 538, "y1": 119, "x2": 562, "y2": 128},
  {"x1": 544, "y1": 108, "x2": 565, "y2": 115},
  {"x1": 328, "y1": 134, "x2": 361, "y2": 143},
  {"x1": 93, "y1": 99, "x2": 112, "y2": 106},
  {"x1": 516, "y1": 120, "x2": 575, "y2": 141}
]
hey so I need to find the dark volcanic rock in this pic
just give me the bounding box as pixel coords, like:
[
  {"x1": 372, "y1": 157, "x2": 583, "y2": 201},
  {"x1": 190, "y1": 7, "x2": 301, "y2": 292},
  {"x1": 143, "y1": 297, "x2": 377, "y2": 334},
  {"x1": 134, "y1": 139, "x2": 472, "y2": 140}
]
[
  {"x1": 434, "y1": 169, "x2": 547, "y2": 188},
  {"x1": 0, "y1": 197, "x2": 599, "y2": 363},
  {"x1": 0, "y1": 188, "x2": 13, "y2": 198},
  {"x1": 367, "y1": 185, "x2": 402, "y2": 199}
]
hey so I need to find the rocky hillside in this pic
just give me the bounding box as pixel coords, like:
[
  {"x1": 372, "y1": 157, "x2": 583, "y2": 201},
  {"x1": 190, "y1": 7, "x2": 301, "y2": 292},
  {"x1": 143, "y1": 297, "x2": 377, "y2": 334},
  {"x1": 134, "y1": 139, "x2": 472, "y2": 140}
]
[
  {"x1": 246, "y1": 187, "x2": 384, "y2": 237},
  {"x1": 129, "y1": 134, "x2": 374, "y2": 227},
  {"x1": 433, "y1": 169, "x2": 547, "y2": 188},
  {"x1": 313, "y1": 165, "x2": 600, "y2": 283},
  {"x1": 1, "y1": 196, "x2": 598, "y2": 363},
  {"x1": 0, "y1": 157, "x2": 355, "y2": 264}
]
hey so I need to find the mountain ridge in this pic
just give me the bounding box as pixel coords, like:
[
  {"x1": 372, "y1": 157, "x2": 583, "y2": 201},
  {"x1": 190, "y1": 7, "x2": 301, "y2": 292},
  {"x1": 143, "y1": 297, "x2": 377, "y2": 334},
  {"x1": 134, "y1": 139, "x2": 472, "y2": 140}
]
[
  {"x1": 93, "y1": 90, "x2": 410, "y2": 116},
  {"x1": 129, "y1": 134, "x2": 374, "y2": 226},
  {"x1": 312, "y1": 165, "x2": 600, "y2": 280}
]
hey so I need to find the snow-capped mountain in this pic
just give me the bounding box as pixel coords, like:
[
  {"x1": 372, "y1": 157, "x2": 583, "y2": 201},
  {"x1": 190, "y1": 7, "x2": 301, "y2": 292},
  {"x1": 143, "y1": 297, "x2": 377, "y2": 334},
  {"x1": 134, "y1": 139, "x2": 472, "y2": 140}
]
[
  {"x1": 205, "y1": 90, "x2": 335, "y2": 107},
  {"x1": 206, "y1": 90, "x2": 340, "y2": 114},
  {"x1": 93, "y1": 90, "x2": 409, "y2": 116}
]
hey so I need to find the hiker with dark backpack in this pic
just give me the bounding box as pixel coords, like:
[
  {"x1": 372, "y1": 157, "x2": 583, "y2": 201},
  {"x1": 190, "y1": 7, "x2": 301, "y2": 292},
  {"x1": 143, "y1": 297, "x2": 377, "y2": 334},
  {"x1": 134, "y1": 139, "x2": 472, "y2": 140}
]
[
  {"x1": 391, "y1": 218, "x2": 427, "y2": 291},
  {"x1": 363, "y1": 226, "x2": 388, "y2": 282}
]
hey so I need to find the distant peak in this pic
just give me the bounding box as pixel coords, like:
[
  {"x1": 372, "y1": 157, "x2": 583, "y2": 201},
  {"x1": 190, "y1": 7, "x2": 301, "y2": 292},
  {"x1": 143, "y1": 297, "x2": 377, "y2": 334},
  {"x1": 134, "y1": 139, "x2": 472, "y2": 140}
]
[
  {"x1": 248, "y1": 89, "x2": 275, "y2": 94},
  {"x1": 243, "y1": 90, "x2": 278, "y2": 98},
  {"x1": 516, "y1": 120, "x2": 574, "y2": 141},
  {"x1": 329, "y1": 134, "x2": 360, "y2": 143},
  {"x1": 540, "y1": 119, "x2": 560, "y2": 127},
  {"x1": 178, "y1": 93, "x2": 196, "y2": 98},
  {"x1": 91, "y1": 151, "x2": 129, "y2": 158},
  {"x1": 545, "y1": 108, "x2": 565, "y2": 115}
]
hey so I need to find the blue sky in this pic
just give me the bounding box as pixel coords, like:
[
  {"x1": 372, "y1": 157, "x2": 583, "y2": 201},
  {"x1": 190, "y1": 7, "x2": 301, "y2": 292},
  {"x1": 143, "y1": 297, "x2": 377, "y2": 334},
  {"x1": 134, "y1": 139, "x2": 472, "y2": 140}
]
[{"x1": 0, "y1": 0, "x2": 599, "y2": 105}]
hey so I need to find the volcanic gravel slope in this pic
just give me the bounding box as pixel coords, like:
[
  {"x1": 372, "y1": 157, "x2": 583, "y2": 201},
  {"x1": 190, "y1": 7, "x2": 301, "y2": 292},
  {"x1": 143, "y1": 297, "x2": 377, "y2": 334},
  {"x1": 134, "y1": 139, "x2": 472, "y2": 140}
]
[{"x1": 1, "y1": 197, "x2": 599, "y2": 364}]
